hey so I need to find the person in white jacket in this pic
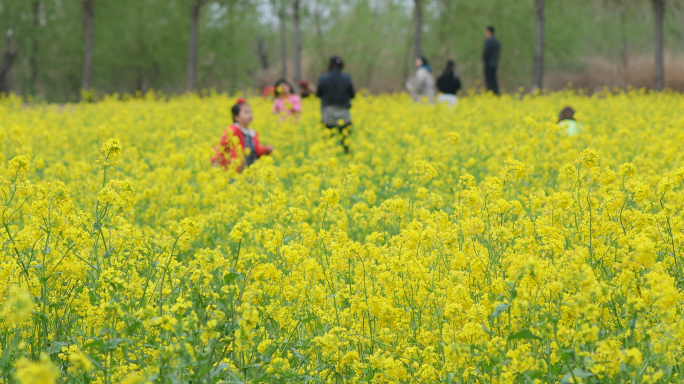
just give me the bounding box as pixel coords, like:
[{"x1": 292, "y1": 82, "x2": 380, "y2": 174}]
[{"x1": 406, "y1": 56, "x2": 435, "y2": 104}]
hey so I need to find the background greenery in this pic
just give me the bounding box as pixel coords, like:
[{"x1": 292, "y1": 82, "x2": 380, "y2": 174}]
[{"x1": 1, "y1": 0, "x2": 683, "y2": 101}]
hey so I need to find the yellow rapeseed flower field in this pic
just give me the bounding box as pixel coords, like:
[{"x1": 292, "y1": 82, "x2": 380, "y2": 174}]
[{"x1": 1, "y1": 90, "x2": 684, "y2": 383}]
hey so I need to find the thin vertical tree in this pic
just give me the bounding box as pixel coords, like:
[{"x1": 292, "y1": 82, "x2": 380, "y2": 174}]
[
  {"x1": 188, "y1": 0, "x2": 205, "y2": 91},
  {"x1": 293, "y1": 0, "x2": 301, "y2": 91},
  {"x1": 533, "y1": 0, "x2": 544, "y2": 90},
  {"x1": 82, "y1": 0, "x2": 94, "y2": 91},
  {"x1": 256, "y1": 36, "x2": 269, "y2": 70},
  {"x1": 313, "y1": 0, "x2": 326, "y2": 71},
  {"x1": 29, "y1": 0, "x2": 40, "y2": 96},
  {"x1": 617, "y1": 2, "x2": 629, "y2": 71},
  {"x1": 653, "y1": 0, "x2": 665, "y2": 90},
  {"x1": 0, "y1": 29, "x2": 18, "y2": 94},
  {"x1": 278, "y1": 2, "x2": 288, "y2": 80},
  {"x1": 414, "y1": 0, "x2": 422, "y2": 58}
]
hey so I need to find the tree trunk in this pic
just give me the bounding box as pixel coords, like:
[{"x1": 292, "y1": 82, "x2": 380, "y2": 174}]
[
  {"x1": 293, "y1": 0, "x2": 301, "y2": 92},
  {"x1": 256, "y1": 36, "x2": 269, "y2": 70},
  {"x1": 279, "y1": 8, "x2": 288, "y2": 80},
  {"x1": 228, "y1": 4, "x2": 237, "y2": 93},
  {"x1": 29, "y1": 0, "x2": 40, "y2": 96},
  {"x1": 403, "y1": 28, "x2": 413, "y2": 88},
  {"x1": 362, "y1": 7, "x2": 380, "y2": 87},
  {"x1": 314, "y1": 1, "x2": 325, "y2": 70},
  {"x1": 533, "y1": 0, "x2": 544, "y2": 90},
  {"x1": 82, "y1": 0, "x2": 94, "y2": 91},
  {"x1": 187, "y1": 0, "x2": 201, "y2": 91},
  {"x1": 618, "y1": 5, "x2": 629, "y2": 71},
  {"x1": 0, "y1": 30, "x2": 18, "y2": 94},
  {"x1": 413, "y1": 0, "x2": 422, "y2": 58},
  {"x1": 653, "y1": 0, "x2": 664, "y2": 91}
]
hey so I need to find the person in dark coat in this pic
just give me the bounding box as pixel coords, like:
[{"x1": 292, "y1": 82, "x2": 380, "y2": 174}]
[
  {"x1": 482, "y1": 26, "x2": 501, "y2": 95},
  {"x1": 436, "y1": 60, "x2": 462, "y2": 106},
  {"x1": 316, "y1": 55, "x2": 356, "y2": 153}
]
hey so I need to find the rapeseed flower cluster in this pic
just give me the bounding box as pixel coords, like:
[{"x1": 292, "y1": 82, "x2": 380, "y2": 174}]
[{"x1": 1, "y1": 89, "x2": 684, "y2": 383}]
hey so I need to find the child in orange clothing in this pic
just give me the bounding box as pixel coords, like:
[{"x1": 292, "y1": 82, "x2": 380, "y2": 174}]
[{"x1": 212, "y1": 98, "x2": 273, "y2": 171}]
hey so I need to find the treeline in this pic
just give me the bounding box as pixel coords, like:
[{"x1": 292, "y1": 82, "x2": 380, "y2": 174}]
[{"x1": 0, "y1": 0, "x2": 682, "y2": 101}]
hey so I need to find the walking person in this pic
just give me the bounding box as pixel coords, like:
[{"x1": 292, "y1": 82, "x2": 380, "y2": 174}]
[
  {"x1": 316, "y1": 55, "x2": 356, "y2": 153},
  {"x1": 482, "y1": 26, "x2": 501, "y2": 95},
  {"x1": 436, "y1": 60, "x2": 462, "y2": 106},
  {"x1": 407, "y1": 56, "x2": 435, "y2": 103}
]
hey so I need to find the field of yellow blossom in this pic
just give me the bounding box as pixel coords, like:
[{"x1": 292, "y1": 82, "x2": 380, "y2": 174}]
[{"x1": 1, "y1": 89, "x2": 684, "y2": 384}]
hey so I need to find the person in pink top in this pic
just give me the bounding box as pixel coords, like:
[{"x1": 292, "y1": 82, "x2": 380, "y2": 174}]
[{"x1": 272, "y1": 79, "x2": 302, "y2": 118}]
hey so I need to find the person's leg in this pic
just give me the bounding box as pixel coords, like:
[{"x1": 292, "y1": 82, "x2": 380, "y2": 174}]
[
  {"x1": 484, "y1": 66, "x2": 493, "y2": 92},
  {"x1": 339, "y1": 123, "x2": 351, "y2": 154},
  {"x1": 437, "y1": 94, "x2": 457, "y2": 106},
  {"x1": 492, "y1": 67, "x2": 499, "y2": 95}
]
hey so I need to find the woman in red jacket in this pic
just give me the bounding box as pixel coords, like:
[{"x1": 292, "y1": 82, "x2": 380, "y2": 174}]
[{"x1": 212, "y1": 98, "x2": 273, "y2": 171}]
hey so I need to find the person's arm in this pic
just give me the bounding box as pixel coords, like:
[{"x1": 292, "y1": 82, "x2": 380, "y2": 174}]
[
  {"x1": 290, "y1": 95, "x2": 302, "y2": 113},
  {"x1": 272, "y1": 98, "x2": 282, "y2": 113},
  {"x1": 483, "y1": 40, "x2": 491, "y2": 63},
  {"x1": 253, "y1": 133, "x2": 273, "y2": 157},
  {"x1": 454, "y1": 74, "x2": 462, "y2": 93},
  {"x1": 316, "y1": 76, "x2": 325, "y2": 98},
  {"x1": 219, "y1": 128, "x2": 242, "y2": 164},
  {"x1": 415, "y1": 69, "x2": 428, "y2": 94},
  {"x1": 495, "y1": 40, "x2": 501, "y2": 64},
  {"x1": 347, "y1": 76, "x2": 355, "y2": 99}
]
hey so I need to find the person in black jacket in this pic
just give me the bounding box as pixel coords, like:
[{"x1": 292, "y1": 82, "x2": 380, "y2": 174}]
[
  {"x1": 482, "y1": 26, "x2": 501, "y2": 95},
  {"x1": 316, "y1": 55, "x2": 356, "y2": 153},
  {"x1": 436, "y1": 60, "x2": 461, "y2": 106}
]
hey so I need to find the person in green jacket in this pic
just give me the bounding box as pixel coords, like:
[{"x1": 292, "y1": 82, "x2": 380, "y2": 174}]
[{"x1": 558, "y1": 106, "x2": 581, "y2": 136}]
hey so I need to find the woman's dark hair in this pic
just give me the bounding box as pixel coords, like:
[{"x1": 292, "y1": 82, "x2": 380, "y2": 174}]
[
  {"x1": 418, "y1": 55, "x2": 429, "y2": 67},
  {"x1": 328, "y1": 55, "x2": 344, "y2": 71},
  {"x1": 445, "y1": 60, "x2": 455, "y2": 73},
  {"x1": 487, "y1": 26, "x2": 495, "y2": 34},
  {"x1": 231, "y1": 100, "x2": 247, "y2": 122},
  {"x1": 558, "y1": 106, "x2": 575, "y2": 122},
  {"x1": 274, "y1": 79, "x2": 293, "y2": 97}
]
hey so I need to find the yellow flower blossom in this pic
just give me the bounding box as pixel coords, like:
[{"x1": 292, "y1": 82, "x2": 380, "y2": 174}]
[
  {"x1": 14, "y1": 354, "x2": 59, "y2": 384},
  {"x1": 1, "y1": 91, "x2": 684, "y2": 383}
]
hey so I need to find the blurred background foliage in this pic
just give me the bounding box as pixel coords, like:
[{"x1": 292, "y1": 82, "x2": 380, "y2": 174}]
[{"x1": 0, "y1": 0, "x2": 683, "y2": 102}]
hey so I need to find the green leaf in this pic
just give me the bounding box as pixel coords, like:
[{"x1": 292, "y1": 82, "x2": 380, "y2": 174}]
[
  {"x1": 560, "y1": 368, "x2": 594, "y2": 383},
  {"x1": 490, "y1": 303, "x2": 510, "y2": 319},
  {"x1": 481, "y1": 325, "x2": 493, "y2": 335},
  {"x1": 290, "y1": 347, "x2": 306, "y2": 363},
  {"x1": 0, "y1": 348, "x2": 11, "y2": 368},
  {"x1": 83, "y1": 351, "x2": 103, "y2": 370},
  {"x1": 250, "y1": 372, "x2": 272, "y2": 383},
  {"x1": 83, "y1": 339, "x2": 104, "y2": 350},
  {"x1": 104, "y1": 338, "x2": 126, "y2": 351},
  {"x1": 561, "y1": 348, "x2": 577, "y2": 362},
  {"x1": 126, "y1": 320, "x2": 142, "y2": 335},
  {"x1": 209, "y1": 362, "x2": 229, "y2": 379},
  {"x1": 508, "y1": 329, "x2": 541, "y2": 341},
  {"x1": 259, "y1": 344, "x2": 277, "y2": 362},
  {"x1": 224, "y1": 272, "x2": 240, "y2": 285},
  {"x1": 47, "y1": 341, "x2": 69, "y2": 355},
  {"x1": 33, "y1": 312, "x2": 50, "y2": 324},
  {"x1": 509, "y1": 288, "x2": 518, "y2": 300}
]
